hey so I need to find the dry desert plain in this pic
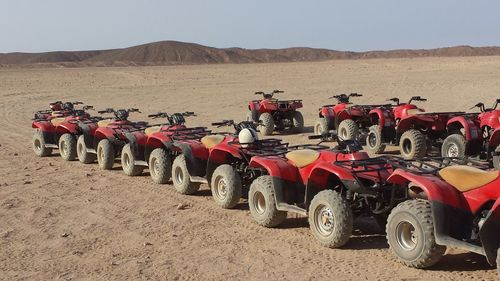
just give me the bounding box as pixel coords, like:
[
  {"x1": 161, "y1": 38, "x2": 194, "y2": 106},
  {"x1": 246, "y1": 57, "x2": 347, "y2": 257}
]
[{"x1": 1, "y1": 56, "x2": 500, "y2": 280}]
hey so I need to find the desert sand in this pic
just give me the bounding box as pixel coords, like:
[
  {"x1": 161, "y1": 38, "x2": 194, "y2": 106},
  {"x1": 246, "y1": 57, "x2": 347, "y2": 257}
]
[{"x1": 1, "y1": 56, "x2": 499, "y2": 280}]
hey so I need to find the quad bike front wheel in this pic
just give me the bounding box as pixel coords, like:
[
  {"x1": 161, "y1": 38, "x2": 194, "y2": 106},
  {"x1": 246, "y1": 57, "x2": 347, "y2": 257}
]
[
  {"x1": 259, "y1": 112, "x2": 275, "y2": 136},
  {"x1": 148, "y1": 148, "x2": 172, "y2": 184},
  {"x1": 172, "y1": 155, "x2": 200, "y2": 194},
  {"x1": 97, "y1": 139, "x2": 115, "y2": 170},
  {"x1": 121, "y1": 143, "x2": 144, "y2": 176},
  {"x1": 399, "y1": 129, "x2": 427, "y2": 160},
  {"x1": 210, "y1": 164, "x2": 242, "y2": 209},
  {"x1": 32, "y1": 130, "x2": 52, "y2": 157},
  {"x1": 77, "y1": 135, "x2": 96, "y2": 164},
  {"x1": 337, "y1": 119, "x2": 359, "y2": 140},
  {"x1": 366, "y1": 125, "x2": 386, "y2": 154},
  {"x1": 441, "y1": 133, "x2": 466, "y2": 158},
  {"x1": 58, "y1": 133, "x2": 77, "y2": 161},
  {"x1": 248, "y1": 175, "x2": 286, "y2": 227},
  {"x1": 386, "y1": 199, "x2": 446, "y2": 268},
  {"x1": 314, "y1": 118, "x2": 329, "y2": 135},
  {"x1": 291, "y1": 111, "x2": 304, "y2": 133},
  {"x1": 308, "y1": 190, "x2": 353, "y2": 248}
]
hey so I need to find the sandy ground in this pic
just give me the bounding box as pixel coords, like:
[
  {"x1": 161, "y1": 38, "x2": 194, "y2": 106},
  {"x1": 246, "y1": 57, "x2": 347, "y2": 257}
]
[{"x1": 1, "y1": 57, "x2": 500, "y2": 280}]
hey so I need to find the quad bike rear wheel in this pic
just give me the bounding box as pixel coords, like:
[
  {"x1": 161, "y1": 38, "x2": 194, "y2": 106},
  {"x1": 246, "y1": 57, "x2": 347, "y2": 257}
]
[
  {"x1": 259, "y1": 112, "x2": 274, "y2": 136},
  {"x1": 248, "y1": 175, "x2": 286, "y2": 227},
  {"x1": 386, "y1": 199, "x2": 446, "y2": 268},
  {"x1": 58, "y1": 133, "x2": 77, "y2": 161},
  {"x1": 400, "y1": 129, "x2": 427, "y2": 160},
  {"x1": 77, "y1": 135, "x2": 96, "y2": 164},
  {"x1": 246, "y1": 110, "x2": 259, "y2": 123},
  {"x1": 97, "y1": 139, "x2": 115, "y2": 170},
  {"x1": 314, "y1": 118, "x2": 329, "y2": 135},
  {"x1": 172, "y1": 155, "x2": 200, "y2": 194},
  {"x1": 366, "y1": 125, "x2": 386, "y2": 154},
  {"x1": 210, "y1": 164, "x2": 242, "y2": 209},
  {"x1": 121, "y1": 143, "x2": 144, "y2": 176},
  {"x1": 492, "y1": 146, "x2": 500, "y2": 170},
  {"x1": 32, "y1": 131, "x2": 52, "y2": 157},
  {"x1": 441, "y1": 133, "x2": 466, "y2": 158},
  {"x1": 338, "y1": 119, "x2": 359, "y2": 140},
  {"x1": 291, "y1": 111, "x2": 304, "y2": 133},
  {"x1": 308, "y1": 190, "x2": 353, "y2": 248},
  {"x1": 148, "y1": 148, "x2": 172, "y2": 184}
]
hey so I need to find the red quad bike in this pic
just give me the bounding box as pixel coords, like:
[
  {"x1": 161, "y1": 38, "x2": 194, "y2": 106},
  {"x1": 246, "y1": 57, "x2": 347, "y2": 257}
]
[
  {"x1": 366, "y1": 99, "x2": 468, "y2": 160},
  {"x1": 247, "y1": 90, "x2": 304, "y2": 135},
  {"x1": 441, "y1": 99, "x2": 500, "y2": 169},
  {"x1": 246, "y1": 133, "x2": 409, "y2": 248},
  {"x1": 117, "y1": 111, "x2": 208, "y2": 184},
  {"x1": 78, "y1": 108, "x2": 146, "y2": 170},
  {"x1": 384, "y1": 159, "x2": 499, "y2": 276},
  {"x1": 31, "y1": 102, "x2": 95, "y2": 160},
  {"x1": 173, "y1": 119, "x2": 290, "y2": 209},
  {"x1": 315, "y1": 92, "x2": 403, "y2": 142},
  {"x1": 365, "y1": 96, "x2": 427, "y2": 154}
]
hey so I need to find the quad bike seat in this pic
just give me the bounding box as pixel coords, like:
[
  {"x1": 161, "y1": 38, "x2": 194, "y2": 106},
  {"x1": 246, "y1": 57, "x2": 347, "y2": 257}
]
[
  {"x1": 145, "y1": 126, "x2": 161, "y2": 136},
  {"x1": 97, "y1": 120, "x2": 112, "y2": 128},
  {"x1": 285, "y1": 149, "x2": 320, "y2": 168},
  {"x1": 438, "y1": 165, "x2": 499, "y2": 192},
  {"x1": 50, "y1": 117, "x2": 65, "y2": 126},
  {"x1": 201, "y1": 135, "x2": 225, "y2": 149},
  {"x1": 51, "y1": 111, "x2": 63, "y2": 117},
  {"x1": 406, "y1": 109, "x2": 423, "y2": 116}
]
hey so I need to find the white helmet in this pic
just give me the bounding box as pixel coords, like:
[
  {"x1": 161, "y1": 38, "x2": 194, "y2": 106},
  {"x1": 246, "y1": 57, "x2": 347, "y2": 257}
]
[{"x1": 238, "y1": 128, "x2": 259, "y2": 148}]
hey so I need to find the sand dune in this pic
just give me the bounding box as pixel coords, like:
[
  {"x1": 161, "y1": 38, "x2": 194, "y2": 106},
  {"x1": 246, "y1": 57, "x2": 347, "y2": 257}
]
[{"x1": 1, "y1": 41, "x2": 500, "y2": 67}]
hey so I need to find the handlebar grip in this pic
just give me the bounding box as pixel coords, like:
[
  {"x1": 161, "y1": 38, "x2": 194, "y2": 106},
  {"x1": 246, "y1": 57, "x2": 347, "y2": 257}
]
[
  {"x1": 308, "y1": 135, "x2": 324, "y2": 139},
  {"x1": 211, "y1": 122, "x2": 224, "y2": 126}
]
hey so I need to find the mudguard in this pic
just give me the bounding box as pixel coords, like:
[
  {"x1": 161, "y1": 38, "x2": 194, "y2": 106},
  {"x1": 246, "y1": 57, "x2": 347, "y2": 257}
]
[
  {"x1": 479, "y1": 199, "x2": 500, "y2": 266},
  {"x1": 319, "y1": 106, "x2": 335, "y2": 129},
  {"x1": 205, "y1": 145, "x2": 243, "y2": 182},
  {"x1": 32, "y1": 121, "x2": 55, "y2": 132},
  {"x1": 249, "y1": 157, "x2": 303, "y2": 205},
  {"x1": 175, "y1": 141, "x2": 209, "y2": 177},
  {"x1": 368, "y1": 108, "x2": 387, "y2": 127},
  {"x1": 447, "y1": 116, "x2": 480, "y2": 141},
  {"x1": 388, "y1": 170, "x2": 474, "y2": 241},
  {"x1": 489, "y1": 128, "x2": 500, "y2": 148},
  {"x1": 55, "y1": 122, "x2": 79, "y2": 135},
  {"x1": 259, "y1": 100, "x2": 278, "y2": 112},
  {"x1": 248, "y1": 101, "x2": 259, "y2": 111}
]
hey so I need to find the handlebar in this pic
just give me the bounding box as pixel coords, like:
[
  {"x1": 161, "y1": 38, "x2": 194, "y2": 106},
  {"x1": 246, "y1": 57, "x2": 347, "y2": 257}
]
[
  {"x1": 97, "y1": 108, "x2": 115, "y2": 114},
  {"x1": 308, "y1": 134, "x2": 324, "y2": 140},
  {"x1": 409, "y1": 96, "x2": 427, "y2": 104},
  {"x1": 127, "y1": 108, "x2": 141, "y2": 113}
]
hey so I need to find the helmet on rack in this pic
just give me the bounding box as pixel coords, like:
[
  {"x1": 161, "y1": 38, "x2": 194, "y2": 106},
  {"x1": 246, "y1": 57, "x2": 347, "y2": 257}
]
[
  {"x1": 115, "y1": 109, "x2": 129, "y2": 120},
  {"x1": 238, "y1": 128, "x2": 259, "y2": 148},
  {"x1": 62, "y1": 102, "x2": 74, "y2": 110},
  {"x1": 170, "y1": 113, "x2": 186, "y2": 125}
]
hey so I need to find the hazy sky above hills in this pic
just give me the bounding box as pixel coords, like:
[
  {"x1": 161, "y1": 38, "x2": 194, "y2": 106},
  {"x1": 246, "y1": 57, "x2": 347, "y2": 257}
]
[{"x1": 1, "y1": 0, "x2": 499, "y2": 53}]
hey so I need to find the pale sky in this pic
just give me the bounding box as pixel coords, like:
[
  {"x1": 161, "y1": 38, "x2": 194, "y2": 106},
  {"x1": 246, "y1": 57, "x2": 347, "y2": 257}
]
[{"x1": 1, "y1": 0, "x2": 499, "y2": 53}]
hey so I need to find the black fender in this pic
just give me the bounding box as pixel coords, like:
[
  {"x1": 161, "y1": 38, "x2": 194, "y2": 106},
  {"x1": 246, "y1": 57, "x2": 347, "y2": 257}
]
[
  {"x1": 431, "y1": 200, "x2": 474, "y2": 243},
  {"x1": 174, "y1": 142, "x2": 207, "y2": 177},
  {"x1": 270, "y1": 176, "x2": 304, "y2": 206},
  {"x1": 479, "y1": 200, "x2": 500, "y2": 266},
  {"x1": 123, "y1": 132, "x2": 139, "y2": 157}
]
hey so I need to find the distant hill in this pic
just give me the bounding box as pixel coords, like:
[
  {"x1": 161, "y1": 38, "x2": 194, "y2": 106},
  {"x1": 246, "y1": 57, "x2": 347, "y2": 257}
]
[{"x1": 1, "y1": 41, "x2": 500, "y2": 67}]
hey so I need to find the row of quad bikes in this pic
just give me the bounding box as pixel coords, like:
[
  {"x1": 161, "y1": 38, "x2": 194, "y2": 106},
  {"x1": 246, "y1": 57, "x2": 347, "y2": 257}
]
[{"x1": 32, "y1": 100, "x2": 499, "y2": 276}]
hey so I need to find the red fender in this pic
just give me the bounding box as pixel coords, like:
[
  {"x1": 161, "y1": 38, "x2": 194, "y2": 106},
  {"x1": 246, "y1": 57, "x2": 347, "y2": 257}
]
[
  {"x1": 94, "y1": 127, "x2": 115, "y2": 141},
  {"x1": 463, "y1": 176, "x2": 500, "y2": 214},
  {"x1": 259, "y1": 100, "x2": 278, "y2": 112},
  {"x1": 248, "y1": 101, "x2": 259, "y2": 111},
  {"x1": 306, "y1": 162, "x2": 356, "y2": 188},
  {"x1": 447, "y1": 116, "x2": 481, "y2": 141},
  {"x1": 146, "y1": 132, "x2": 172, "y2": 148},
  {"x1": 320, "y1": 106, "x2": 334, "y2": 119},
  {"x1": 249, "y1": 156, "x2": 299, "y2": 183},
  {"x1": 209, "y1": 144, "x2": 242, "y2": 163},
  {"x1": 489, "y1": 128, "x2": 500, "y2": 148},
  {"x1": 55, "y1": 122, "x2": 79, "y2": 135},
  {"x1": 387, "y1": 169, "x2": 465, "y2": 210},
  {"x1": 32, "y1": 121, "x2": 55, "y2": 132},
  {"x1": 368, "y1": 108, "x2": 387, "y2": 127}
]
